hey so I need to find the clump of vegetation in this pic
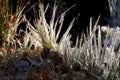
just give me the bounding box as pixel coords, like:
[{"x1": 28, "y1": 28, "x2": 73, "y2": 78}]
[
  {"x1": 0, "y1": 0, "x2": 28, "y2": 51},
  {"x1": 0, "y1": 0, "x2": 120, "y2": 80}
]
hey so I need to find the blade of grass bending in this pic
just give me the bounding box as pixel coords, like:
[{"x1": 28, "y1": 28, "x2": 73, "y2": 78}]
[
  {"x1": 59, "y1": 18, "x2": 75, "y2": 49},
  {"x1": 45, "y1": 4, "x2": 49, "y2": 13},
  {"x1": 89, "y1": 17, "x2": 92, "y2": 36},
  {"x1": 75, "y1": 34, "x2": 79, "y2": 47},
  {"x1": 90, "y1": 16, "x2": 100, "y2": 39},
  {"x1": 56, "y1": 15, "x2": 64, "y2": 41},
  {"x1": 56, "y1": 4, "x2": 77, "y2": 41},
  {"x1": 50, "y1": 5, "x2": 57, "y2": 42},
  {"x1": 23, "y1": 3, "x2": 38, "y2": 15},
  {"x1": 39, "y1": 2, "x2": 45, "y2": 18},
  {"x1": 98, "y1": 26, "x2": 101, "y2": 56}
]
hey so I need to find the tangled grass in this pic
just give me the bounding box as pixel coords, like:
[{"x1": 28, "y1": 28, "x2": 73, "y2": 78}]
[{"x1": 0, "y1": 0, "x2": 120, "y2": 80}]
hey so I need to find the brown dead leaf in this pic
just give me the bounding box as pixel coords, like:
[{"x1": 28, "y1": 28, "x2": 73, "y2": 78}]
[
  {"x1": 39, "y1": 60, "x2": 55, "y2": 80},
  {"x1": 39, "y1": 70, "x2": 50, "y2": 80},
  {"x1": 8, "y1": 48, "x2": 15, "y2": 54},
  {"x1": 8, "y1": 13, "x2": 16, "y2": 27},
  {"x1": 50, "y1": 53, "x2": 63, "y2": 64},
  {"x1": 22, "y1": 52, "x2": 29, "y2": 58},
  {"x1": 26, "y1": 68, "x2": 38, "y2": 80}
]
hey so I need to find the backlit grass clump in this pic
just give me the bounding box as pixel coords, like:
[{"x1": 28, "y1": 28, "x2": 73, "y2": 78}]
[{"x1": 0, "y1": 0, "x2": 120, "y2": 80}]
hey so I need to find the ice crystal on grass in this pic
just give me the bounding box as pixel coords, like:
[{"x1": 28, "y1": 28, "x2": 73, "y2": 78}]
[{"x1": 62, "y1": 18, "x2": 120, "y2": 79}]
